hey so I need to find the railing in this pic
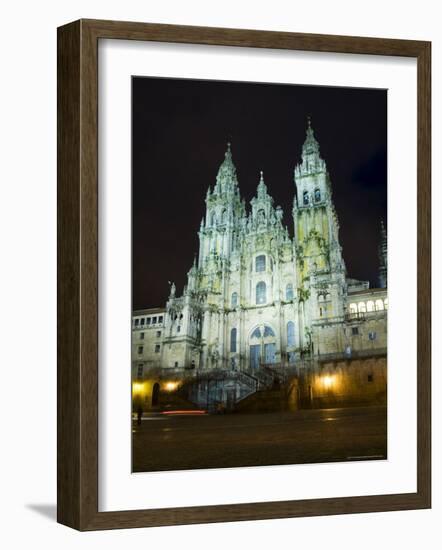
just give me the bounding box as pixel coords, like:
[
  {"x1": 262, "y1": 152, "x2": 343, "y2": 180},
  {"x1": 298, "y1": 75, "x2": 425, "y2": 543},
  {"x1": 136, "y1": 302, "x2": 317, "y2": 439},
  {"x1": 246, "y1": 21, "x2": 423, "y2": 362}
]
[
  {"x1": 315, "y1": 348, "x2": 387, "y2": 363},
  {"x1": 236, "y1": 371, "x2": 259, "y2": 392},
  {"x1": 345, "y1": 310, "x2": 387, "y2": 322}
]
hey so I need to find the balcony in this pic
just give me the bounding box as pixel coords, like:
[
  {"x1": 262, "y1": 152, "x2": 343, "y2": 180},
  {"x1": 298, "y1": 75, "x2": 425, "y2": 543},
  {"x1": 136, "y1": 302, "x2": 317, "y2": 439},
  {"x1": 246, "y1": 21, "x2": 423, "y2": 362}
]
[{"x1": 345, "y1": 310, "x2": 387, "y2": 322}]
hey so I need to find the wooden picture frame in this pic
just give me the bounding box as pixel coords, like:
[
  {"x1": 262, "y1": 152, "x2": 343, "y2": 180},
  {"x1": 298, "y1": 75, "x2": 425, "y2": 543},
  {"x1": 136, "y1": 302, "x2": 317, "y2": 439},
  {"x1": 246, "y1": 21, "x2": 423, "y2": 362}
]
[{"x1": 57, "y1": 19, "x2": 431, "y2": 530}]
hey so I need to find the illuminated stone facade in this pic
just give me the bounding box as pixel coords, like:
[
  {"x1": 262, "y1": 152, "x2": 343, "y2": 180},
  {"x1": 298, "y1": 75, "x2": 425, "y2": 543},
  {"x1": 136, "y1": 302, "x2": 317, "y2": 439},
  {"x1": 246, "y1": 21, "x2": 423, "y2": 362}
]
[{"x1": 132, "y1": 120, "x2": 387, "y2": 374}]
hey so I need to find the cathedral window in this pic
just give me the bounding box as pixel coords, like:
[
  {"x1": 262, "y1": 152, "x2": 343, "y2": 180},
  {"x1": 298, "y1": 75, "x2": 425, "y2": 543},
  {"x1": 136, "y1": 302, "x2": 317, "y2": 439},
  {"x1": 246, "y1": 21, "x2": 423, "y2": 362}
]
[
  {"x1": 264, "y1": 326, "x2": 275, "y2": 337},
  {"x1": 134, "y1": 319, "x2": 139, "y2": 326},
  {"x1": 231, "y1": 292, "x2": 238, "y2": 308},
  {"x1": 384, "y1": 298, "x2": 388, "y2": 310},
  {"x1": 368, "y1": 331, "x2": 377, "y2": 341},
  {"x1": 303, "y1": 191, "x2": 309, "y2": 205},
  {"x1": 146, "y1": 318, "x2": 151, "y2": 325},
  {"x1": 210, "y1": 211, "x2": 216, "y2": 226},
  {"x1": 314, "y1": 188, "x2": 321, "y2": 202},
  {"x1": 367, "y1": 300, "x2": 375, "y2": 312},
  {"x1": 230, "y1": 328, "x2": 237, "y2": 352},
  {"x1": 156, "y1": 331, "x2": 161, "y2": 337},
  {"x1": 138, "y1": 346, "x2": 143, "y2": 354},
  {"x1": 358, "y1": 302, "x2": 366, "y2": 314},
  {"x1": 140, "y1": 332, "x2": 144, "y2": 340},
  {"x1": 140, "y1": 318, "x2": 145, "y2": 325},
  {"x1": 255, "y1": 255, "x2": 266, "y2": 272},
  {"x1": 155, "y1": 344, "x2": 160, "y2": 353},
  {"x1": 177, "y1": 326, "x2": 181, "y2": 333},
  {"x1": 375, "y1": 299, "x2": 384, "y2": 311},
  {"x1": 287, "y1": 321, "x2": 295, "y2": 347},
  {"x1": 251, "y1": 327, "x2": 261, "y2": 339},
  {"x1": 158, "y1": 316, "x2": 163, "y2": 323},
  {"x1": 256, "y1": 281, "x2": 267, "y2": 304},
  {"x1": 286, "y1": 283, "x2": 294, "y2": 301}
]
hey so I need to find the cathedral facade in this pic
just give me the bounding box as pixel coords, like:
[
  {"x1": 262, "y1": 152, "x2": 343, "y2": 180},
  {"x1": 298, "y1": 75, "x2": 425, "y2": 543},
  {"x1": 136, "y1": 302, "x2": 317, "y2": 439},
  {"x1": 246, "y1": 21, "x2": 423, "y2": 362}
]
[{"x1": 132, "y1": 121, "x2": 387, "y2": 374}]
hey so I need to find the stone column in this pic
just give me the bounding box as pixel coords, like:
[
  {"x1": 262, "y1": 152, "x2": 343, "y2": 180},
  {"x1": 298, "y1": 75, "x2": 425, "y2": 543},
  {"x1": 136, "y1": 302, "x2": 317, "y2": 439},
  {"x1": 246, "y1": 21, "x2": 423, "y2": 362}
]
[{"x1": 201, "y1": 309, "x2": 211, "y2": 369}]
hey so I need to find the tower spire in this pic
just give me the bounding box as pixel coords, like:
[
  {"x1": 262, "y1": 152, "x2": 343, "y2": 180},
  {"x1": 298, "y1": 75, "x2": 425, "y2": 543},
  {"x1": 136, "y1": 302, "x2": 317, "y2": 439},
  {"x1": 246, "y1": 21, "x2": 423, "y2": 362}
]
[
  {"x1": 378, "y1": 219, "x2": 387, "y2": 288},
  {"x1": 302, "y1": 115, "x2": 319, "y2": 156},
  {"x1": 257, "y1": 170, "x2": 268, "y2": 197},
  {"x1": 215, "y1": 141, "x2": 238, "y2": 190}
]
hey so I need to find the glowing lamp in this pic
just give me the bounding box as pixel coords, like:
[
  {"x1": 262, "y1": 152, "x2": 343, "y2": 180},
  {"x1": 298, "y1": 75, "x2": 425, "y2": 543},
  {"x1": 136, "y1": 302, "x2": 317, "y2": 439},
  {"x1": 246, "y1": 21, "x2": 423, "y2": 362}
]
[{"x1": 164, "y1": 381, "x2": 178, "y2": 392}]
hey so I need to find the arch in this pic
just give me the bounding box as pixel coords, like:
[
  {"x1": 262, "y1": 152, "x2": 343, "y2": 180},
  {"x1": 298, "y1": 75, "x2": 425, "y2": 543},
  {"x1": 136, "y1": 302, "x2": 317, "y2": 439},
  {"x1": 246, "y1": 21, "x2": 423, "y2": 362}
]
[
  {"x1": 231, "y1": 292, "x2": 238, "y2": 308},
  {"x1": 314, "y1": 188, "x2": 321, "y2": 202},
  {"x1": 303, "y1": 190, "x2": 309, "y2": 205},
  {"x1": 230, "y1": 328, "x2": 237, "y2": 353},
  {"x1": 375, "y1": 299, "x2": 384, "y2": 311},
  {"x1": 287, "y1": 321, "x2": 295, "y2": 347},
  {"x1": 249, "y1": 324, "x2": 277, "y2": 368},
  {"x1": 255, "y1": 254, "x2": 266, "y2": 272},
  {"x1": 358, "y1": 302, "x2": 367, "y2": 313},
  {"x1": 256, "y1": 281, "x2": 267, "y2": 304},
  {"x1": 151, "y1": 383, "x2": 160, "y2": 406},
  {"x1": 367, "y1": 300, "x2": 375, "y2": 312},
  {"x1": 286, "y1": 283, "x2": 294, "y2": 301},
  {"x1": 349, "y1": 303, "x2": 358, "y2": 315},
  {"x1": 384, "y1": 298, "x2": 388, "y2": 310}
]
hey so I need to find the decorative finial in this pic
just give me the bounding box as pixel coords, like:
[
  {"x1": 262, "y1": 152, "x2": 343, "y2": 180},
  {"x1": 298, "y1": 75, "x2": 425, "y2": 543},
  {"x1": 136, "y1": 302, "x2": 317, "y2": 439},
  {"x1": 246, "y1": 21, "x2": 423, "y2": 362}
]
[{"x1": 307, "y1": 115, "x2": 311, "y2": 128}]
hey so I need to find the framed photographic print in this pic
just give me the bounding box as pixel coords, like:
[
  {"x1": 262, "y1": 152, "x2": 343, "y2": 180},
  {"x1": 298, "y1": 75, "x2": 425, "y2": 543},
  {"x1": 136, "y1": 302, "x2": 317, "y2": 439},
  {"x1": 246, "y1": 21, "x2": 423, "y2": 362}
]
[{"x1": 57, "y1": 19, "x2": 431, "y2": 530}]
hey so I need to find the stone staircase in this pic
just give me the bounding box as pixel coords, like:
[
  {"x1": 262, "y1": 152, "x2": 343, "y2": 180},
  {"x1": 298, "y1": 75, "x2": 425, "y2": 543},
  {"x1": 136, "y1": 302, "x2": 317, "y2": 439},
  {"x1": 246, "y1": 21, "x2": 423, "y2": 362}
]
[{"x1": 183, "y1": 368, "x2": 277, "y2": 412}]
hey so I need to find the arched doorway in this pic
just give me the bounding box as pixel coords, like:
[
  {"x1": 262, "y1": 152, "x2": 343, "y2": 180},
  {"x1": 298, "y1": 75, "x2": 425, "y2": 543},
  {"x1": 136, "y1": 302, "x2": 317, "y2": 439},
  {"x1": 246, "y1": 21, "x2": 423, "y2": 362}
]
[
  {"x1": 249, "y1": 324, "x2": 277, "y2": 369},
  {"x1": 151, "y1": 382, "x2": 160, "y2": 406}
]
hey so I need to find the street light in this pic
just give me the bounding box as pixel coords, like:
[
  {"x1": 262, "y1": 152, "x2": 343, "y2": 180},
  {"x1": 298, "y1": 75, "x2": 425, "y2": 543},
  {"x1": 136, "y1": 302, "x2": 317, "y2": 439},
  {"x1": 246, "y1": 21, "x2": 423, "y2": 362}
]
[{"x1": 322, "y1": 375, "x2": 334, "y2": 389}]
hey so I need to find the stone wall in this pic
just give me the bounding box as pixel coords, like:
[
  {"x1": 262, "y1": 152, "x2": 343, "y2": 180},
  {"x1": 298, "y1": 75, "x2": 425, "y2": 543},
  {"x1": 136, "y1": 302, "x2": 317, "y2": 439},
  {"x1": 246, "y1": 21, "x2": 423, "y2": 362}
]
[{"x1": 296, "y1": 355, "x2": 387, "y2": 408}]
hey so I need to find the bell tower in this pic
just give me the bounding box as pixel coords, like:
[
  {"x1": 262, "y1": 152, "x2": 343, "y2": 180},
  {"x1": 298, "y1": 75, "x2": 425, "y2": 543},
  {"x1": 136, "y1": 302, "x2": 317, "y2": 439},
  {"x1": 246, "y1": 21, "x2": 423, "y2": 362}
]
[
  {"x1": 293, "y1": 118, "x2": 347, "y2": 350},
  {"x1": 198, "y1": 143, "x2": 244, "y2": 267}
]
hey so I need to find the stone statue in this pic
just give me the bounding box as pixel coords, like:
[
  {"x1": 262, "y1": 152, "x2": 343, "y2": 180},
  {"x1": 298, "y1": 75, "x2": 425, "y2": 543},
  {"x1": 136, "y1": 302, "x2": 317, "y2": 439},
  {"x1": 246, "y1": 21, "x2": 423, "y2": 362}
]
[{"x1": 169, "y1": 282, "x2": 176, "y2": 298}]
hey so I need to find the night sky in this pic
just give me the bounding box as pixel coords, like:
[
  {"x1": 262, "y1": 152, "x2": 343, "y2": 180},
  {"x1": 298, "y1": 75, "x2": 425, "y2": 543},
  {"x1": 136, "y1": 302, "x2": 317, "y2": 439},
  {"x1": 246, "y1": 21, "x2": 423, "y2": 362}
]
[{"x1": 132, "y1": 77, "x2": 387, "y2": 310}]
